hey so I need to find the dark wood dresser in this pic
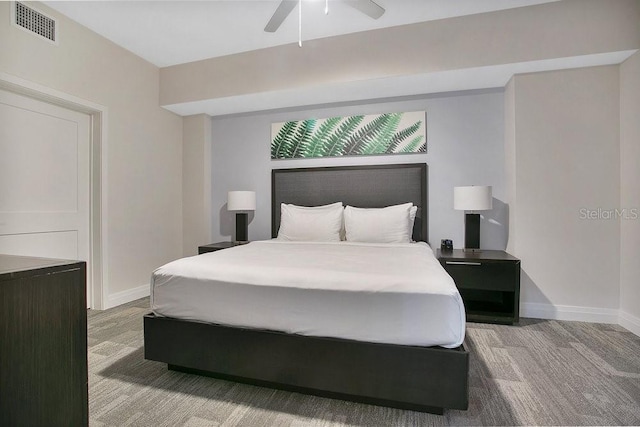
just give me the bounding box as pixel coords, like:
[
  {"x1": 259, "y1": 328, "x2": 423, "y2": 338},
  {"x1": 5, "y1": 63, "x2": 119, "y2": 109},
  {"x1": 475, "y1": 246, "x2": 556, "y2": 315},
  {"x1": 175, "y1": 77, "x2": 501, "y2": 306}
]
[{"x1": 0, "y1": 255, "x2": 88, "y2": 426}]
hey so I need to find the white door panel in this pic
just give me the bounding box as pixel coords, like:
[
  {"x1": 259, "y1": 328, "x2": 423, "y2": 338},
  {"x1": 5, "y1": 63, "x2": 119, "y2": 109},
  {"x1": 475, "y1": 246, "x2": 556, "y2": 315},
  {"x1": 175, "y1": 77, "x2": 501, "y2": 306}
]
[
  {"x1": 0, "y1": 102, "x2": 79, "y2": 212},
  {"x1": 0, "y1": 212, "x2": 82, "y2": 233},
  {"x1": 0, "y1": 231, "x2": 78, "y2": 260},
  {"x1": 0, "y1": 89, "x2": 90, "y2": 305}
]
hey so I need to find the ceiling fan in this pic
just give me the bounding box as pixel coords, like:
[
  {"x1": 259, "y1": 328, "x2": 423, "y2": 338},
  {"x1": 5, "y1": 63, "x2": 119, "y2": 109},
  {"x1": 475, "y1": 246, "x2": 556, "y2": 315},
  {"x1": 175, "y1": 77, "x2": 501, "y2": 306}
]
[{"x1": 264, "y1": 0, "x2": 386, "y2": 33}]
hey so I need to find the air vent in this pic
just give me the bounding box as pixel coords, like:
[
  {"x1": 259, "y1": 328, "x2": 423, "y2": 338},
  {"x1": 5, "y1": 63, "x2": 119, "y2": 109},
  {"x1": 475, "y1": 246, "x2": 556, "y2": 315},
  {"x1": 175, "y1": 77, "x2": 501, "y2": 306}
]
[{"x1": 14, "y1": 2, "x2": 57, "y2": 43}]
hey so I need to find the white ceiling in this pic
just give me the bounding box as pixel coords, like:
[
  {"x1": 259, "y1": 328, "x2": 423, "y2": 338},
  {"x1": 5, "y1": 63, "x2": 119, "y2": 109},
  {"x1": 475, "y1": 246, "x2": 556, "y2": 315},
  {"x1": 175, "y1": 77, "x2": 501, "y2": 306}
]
[
  {"x1": 42, "y1": 0, "x2": 636, "y2": 117},
  {"x1": 45, "y1": 0, "x2": 560, "y2": 68}
]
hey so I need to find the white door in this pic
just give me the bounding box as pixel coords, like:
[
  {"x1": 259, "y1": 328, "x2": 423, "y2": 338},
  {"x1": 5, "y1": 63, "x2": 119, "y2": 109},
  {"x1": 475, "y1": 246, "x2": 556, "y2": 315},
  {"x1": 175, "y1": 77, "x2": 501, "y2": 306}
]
[{"x1": 0, "y1": 89, "x2": 91, "y2": 305}]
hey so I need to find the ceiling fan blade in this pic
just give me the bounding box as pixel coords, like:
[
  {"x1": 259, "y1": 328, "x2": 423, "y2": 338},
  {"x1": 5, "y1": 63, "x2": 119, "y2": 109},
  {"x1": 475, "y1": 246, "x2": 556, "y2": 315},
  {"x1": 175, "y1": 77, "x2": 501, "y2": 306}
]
[
  {"x1": 343, "y1": 0, "x2": 385, "y2": 19},
  {"x1": 264, "y1": 0, "x2": 298, "y2": 33}
]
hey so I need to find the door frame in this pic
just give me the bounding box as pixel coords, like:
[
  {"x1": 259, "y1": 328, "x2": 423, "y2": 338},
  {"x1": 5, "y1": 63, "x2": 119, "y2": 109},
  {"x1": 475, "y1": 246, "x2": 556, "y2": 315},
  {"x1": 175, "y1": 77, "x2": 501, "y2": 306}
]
[{"x1": 0, "y1": 72, "x2": 109, "y2": 309}]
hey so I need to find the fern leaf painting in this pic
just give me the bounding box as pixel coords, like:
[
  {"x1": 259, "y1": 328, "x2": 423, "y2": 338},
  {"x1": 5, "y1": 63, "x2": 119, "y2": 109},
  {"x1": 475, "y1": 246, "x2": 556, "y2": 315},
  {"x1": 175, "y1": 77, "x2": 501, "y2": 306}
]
[{"x1": 271, "y1": 111, "x2": 426, "y2": 159}]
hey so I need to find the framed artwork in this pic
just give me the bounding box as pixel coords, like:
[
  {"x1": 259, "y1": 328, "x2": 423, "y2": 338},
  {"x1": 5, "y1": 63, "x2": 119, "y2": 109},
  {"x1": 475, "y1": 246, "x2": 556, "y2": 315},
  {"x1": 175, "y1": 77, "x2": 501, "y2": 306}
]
[{"x1": 271, "y1": 111, "x2": 426, "y2": 159}]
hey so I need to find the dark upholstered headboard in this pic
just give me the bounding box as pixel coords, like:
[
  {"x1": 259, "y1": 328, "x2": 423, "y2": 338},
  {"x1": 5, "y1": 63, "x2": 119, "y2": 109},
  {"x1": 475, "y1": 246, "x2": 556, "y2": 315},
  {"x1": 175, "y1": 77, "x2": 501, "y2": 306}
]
[{"x1": 271, "y1": 163, "x2": 428, "y2": 242}]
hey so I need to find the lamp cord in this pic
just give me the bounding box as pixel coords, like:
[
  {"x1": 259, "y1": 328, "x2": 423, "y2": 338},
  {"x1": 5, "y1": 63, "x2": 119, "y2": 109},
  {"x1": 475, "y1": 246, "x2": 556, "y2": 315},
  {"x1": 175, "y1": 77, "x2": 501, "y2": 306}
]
[{"x1": 299, "y1": 0, "x2": 330, "y2": 48}]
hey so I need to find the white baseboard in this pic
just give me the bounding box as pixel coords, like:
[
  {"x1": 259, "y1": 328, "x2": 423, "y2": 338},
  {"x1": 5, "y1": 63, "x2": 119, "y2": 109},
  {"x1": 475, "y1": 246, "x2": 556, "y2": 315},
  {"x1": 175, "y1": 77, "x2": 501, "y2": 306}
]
[
  {"x1": 104, "y1": 283, "x2": 149, "y2": 310},
  {"x1": 619, "y1": 310, "x2": 640, "y2": 336},
  {"x1": 521, "y1": 302, "x2": 619, "y2": 324}
]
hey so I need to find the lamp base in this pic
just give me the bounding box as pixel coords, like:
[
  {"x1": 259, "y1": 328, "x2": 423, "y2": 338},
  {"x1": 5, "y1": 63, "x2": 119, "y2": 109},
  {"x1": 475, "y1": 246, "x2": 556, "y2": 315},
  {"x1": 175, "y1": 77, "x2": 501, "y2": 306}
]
[
  {"x1": 235, "y1": 212, "x2": 248, "y2": 242},
  {"x1": 464, "y1": 213, "x2": 480, "y2": 249}
]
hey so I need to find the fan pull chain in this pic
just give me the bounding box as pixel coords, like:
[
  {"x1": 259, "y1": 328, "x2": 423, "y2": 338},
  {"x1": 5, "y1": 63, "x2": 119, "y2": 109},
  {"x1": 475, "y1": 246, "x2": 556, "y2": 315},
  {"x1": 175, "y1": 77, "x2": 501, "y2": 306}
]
[
  {"x1": 297, "y1": 0, "x2": 330, "y2": 47},
  {"x1": 298, "y1": 0, "x2": 302, "y2": 47}
]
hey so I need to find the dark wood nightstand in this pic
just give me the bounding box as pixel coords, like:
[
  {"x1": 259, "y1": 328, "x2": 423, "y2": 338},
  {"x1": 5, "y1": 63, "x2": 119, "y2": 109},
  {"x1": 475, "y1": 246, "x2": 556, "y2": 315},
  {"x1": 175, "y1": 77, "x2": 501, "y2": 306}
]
[
  {"x1": 198, "y1": 241, "x2": 245, "y2": 254},
  {"x1": 437, "y1": 249, "x2": 521, "y2": 325}
]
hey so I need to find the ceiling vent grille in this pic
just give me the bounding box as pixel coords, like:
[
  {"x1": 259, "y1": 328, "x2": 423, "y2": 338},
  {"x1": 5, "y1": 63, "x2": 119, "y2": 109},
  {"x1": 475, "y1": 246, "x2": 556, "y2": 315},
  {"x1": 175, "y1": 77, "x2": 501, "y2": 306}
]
[{"x1": 14, "y1": 2, "x2": 57, "y2": 43}]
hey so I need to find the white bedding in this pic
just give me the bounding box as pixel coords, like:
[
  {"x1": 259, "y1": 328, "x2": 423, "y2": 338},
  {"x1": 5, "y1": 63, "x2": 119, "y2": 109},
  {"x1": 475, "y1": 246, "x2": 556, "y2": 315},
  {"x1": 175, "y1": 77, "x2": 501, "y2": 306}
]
[{"x1": 151, "y1": 240, "x2": 465, "y2": 348}]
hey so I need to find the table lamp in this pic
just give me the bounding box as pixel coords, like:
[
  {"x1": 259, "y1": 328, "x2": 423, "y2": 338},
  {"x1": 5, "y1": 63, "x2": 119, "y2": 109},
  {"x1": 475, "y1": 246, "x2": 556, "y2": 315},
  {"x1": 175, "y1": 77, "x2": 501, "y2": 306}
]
[
  {"x1": 454, "y1": 186, "x2": 492, "y2": 250},
  {"x1": 227, "y1": 191, "x2": 256, "y2": 242}
]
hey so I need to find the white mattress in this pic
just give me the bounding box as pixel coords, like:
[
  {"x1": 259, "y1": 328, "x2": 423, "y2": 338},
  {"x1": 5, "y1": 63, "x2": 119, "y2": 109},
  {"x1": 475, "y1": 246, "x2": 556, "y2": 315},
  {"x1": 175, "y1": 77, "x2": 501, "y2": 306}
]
[{"x1": 151, "y1": 240, "x2": 465, "y2": 348}]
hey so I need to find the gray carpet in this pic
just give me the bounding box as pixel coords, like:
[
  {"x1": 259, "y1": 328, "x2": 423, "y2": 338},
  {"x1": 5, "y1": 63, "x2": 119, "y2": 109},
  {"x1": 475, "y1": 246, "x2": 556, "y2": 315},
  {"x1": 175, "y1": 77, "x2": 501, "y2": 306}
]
[{"x1": 88, "y1": 298, "x2": 640, "y2": 426}]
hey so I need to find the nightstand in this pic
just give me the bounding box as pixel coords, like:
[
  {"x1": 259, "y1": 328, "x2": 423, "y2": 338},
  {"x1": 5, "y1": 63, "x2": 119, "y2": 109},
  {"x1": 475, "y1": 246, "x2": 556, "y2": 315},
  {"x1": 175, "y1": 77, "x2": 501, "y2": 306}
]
[
  {"x1": 198, "y1": 241, "x2": 245, "y2": 254},
  {"x1": 437, "y1": 249, "x2": 521, "y2": 325}
]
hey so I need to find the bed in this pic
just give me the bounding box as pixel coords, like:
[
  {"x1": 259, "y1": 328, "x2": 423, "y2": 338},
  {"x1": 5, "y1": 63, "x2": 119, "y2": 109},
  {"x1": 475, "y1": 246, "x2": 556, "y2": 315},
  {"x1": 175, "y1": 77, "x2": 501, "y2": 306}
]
[{"x1": 144, "y1": 163, "x2": 469, "y2": 414}]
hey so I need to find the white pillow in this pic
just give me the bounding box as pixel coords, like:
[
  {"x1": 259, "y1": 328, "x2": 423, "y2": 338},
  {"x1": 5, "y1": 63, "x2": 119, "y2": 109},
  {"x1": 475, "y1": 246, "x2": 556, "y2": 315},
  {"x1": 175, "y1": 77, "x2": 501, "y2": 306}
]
[
  {"x1": 344, "y1": 203, "x2": 414, "y2": 243},
  {"x1": 277, "y1": 202, "x2": 343, "y2": 242}
]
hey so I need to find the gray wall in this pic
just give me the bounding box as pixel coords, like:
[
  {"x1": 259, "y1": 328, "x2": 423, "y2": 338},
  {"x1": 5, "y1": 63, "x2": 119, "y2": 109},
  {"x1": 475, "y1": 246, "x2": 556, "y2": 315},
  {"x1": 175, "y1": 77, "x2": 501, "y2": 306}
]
[
  {"x1": 0, "y1": 2, "x2": 183, "y2": 306},
  {"x1": 620, "y1": 51, "x2": 640, "y2": 328},
  {"x1": 211, "y1": 89, "x2": 506, "y2": 249},
  {"x1": 506, "y1": 66, "x2": 621, "y2": 317}
]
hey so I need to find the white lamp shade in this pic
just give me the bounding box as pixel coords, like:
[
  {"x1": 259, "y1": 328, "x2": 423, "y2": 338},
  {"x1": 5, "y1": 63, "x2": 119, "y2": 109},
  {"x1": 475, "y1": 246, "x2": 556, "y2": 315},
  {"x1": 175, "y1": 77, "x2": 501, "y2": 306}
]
[
  {"x1": 454, "y1": 186, "x2": 493, "y2": 211},
  {"x1": 228, "y1": 191, "x2": 256, "y2": 211}
]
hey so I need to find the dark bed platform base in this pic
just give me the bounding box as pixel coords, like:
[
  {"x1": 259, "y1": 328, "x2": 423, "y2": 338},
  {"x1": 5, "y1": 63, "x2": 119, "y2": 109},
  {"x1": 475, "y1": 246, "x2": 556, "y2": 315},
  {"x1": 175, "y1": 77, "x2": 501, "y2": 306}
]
[{"x1": 144, "y1": 313, "x2": 469, "y2": 414}]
